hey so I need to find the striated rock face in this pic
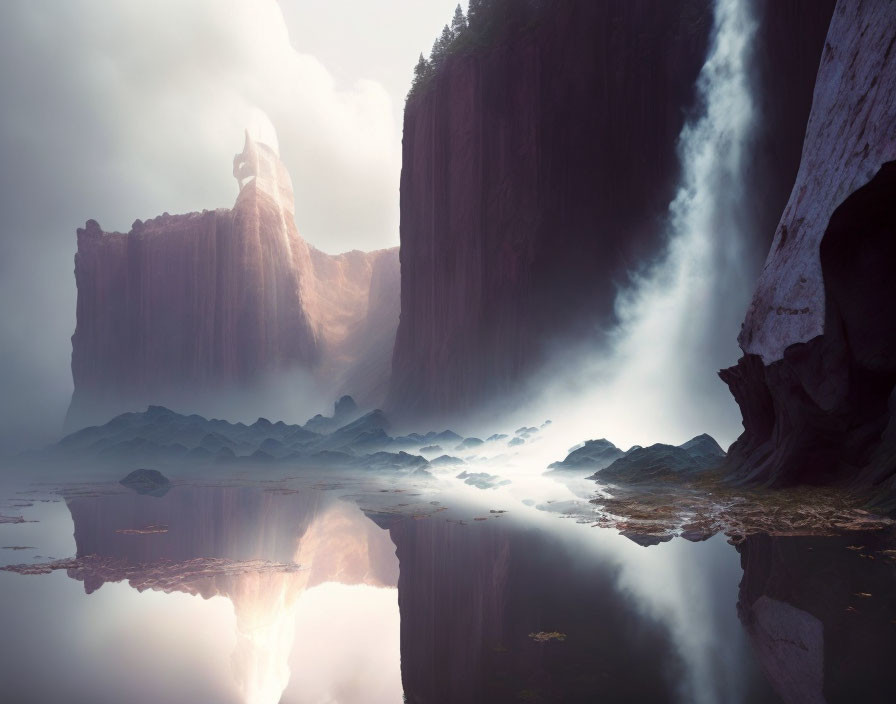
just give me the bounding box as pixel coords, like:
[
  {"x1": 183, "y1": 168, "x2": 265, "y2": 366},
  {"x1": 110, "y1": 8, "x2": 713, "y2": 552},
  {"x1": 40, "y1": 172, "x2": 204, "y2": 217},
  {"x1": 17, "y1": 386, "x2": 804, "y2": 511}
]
[
  {"x1": 331, "y1": 248, "x2": 401, "y2": 407},
  {"x1": 68, "y1": 133, "x2": 399, "y2": 429},
  {"x1": 388, "y1": 0, "x2": 835, "y2": 422},
  {"x1": 389, "y1": 0, "x2": 712, "y2": 420},
  {"x1": 720, "y1": 1, "x2": 896, "y2": 498},
  {"x1": 744, "y1": 0, "x2": 839, "y2": 260}
]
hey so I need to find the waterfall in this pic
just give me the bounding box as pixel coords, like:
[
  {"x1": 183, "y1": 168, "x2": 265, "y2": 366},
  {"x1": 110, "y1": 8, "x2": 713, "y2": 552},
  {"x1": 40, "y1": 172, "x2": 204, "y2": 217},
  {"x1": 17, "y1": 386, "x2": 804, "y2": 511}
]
[{"x1": 524, "y1": 0, "x2": 759, "y2": 455}]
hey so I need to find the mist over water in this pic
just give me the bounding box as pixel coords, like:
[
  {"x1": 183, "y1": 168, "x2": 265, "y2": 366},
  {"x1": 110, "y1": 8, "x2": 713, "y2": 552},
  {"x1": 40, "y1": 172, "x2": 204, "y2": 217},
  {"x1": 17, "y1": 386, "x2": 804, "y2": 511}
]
[{"x1": 505, "y1": 0, "x2": 759, "y2": 462}]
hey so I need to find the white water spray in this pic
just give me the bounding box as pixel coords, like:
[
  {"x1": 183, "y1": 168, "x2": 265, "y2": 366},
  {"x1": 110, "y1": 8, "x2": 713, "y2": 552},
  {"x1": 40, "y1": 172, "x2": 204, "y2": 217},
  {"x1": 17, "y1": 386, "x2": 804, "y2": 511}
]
[{"x1": 512, "y1": 0, "x2": 759, "y2": 462}]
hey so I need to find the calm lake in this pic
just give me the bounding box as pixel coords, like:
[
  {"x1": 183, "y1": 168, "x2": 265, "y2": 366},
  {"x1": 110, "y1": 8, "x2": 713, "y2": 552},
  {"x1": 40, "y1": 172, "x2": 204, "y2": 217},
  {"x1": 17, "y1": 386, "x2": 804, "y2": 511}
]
[{"x1": 0, "y1": 465, "x2": 893, "y2": 704}]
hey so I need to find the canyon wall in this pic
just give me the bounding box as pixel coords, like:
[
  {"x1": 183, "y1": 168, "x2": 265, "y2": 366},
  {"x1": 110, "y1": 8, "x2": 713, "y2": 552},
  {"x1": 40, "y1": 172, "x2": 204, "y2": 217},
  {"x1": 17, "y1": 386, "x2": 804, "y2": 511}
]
[
  {"x1": 388, "y1": 0, "x2": 835, "y2": 423},
  {"x1": 68, "y1": 134, "x2": 398, "y2": 429},
  {"x1": 720, "y1": 0, "x2": 896, "y2": 501}
]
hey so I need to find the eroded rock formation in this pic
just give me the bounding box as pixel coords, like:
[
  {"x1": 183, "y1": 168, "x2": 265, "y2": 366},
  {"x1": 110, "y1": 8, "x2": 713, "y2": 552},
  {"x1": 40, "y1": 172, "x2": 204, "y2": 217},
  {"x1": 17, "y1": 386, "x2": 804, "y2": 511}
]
[
  {"x1": 68, "y1": 133, "x2": 398, "y2": 429},
  {"x1": 389, "y1": 0, "x2": 835, "y2": 422},
  {"x1": 720, "y1": 1, "x2": 896, "y2": 501}
]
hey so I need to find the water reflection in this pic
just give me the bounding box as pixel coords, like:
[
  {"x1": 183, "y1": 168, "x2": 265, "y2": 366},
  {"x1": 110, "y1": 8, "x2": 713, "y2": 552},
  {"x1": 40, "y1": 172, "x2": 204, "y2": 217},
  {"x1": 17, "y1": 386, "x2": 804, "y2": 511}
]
[
  {"x1": 385, "y1": 514, "x2": 686, "y2": 702},
  {"x1": 66, "y1": 486, "x2": 398, "y2": 704},
  {"x1": 737, "y1": 532, "x2": 896, "y2": 704},
  {"x1": 1, "y1": 479, "x2": 894, "y2": 703}
]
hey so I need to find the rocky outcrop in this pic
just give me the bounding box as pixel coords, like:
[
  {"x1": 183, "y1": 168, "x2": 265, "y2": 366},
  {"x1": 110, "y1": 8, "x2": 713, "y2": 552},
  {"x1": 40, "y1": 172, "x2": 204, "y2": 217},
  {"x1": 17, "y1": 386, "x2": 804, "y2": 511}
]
[
  {"x1": 51, "y1": 403, "x2": 435, "y2": 473},
  {"x1": 547, "y1": 439, "x2": 624, "y2": 472},
  {"x1": 68, "y1": 133, "x2": 399, "y2": 429},
  {"x1": 720, "y1": 1, "x2": 896, "y2": 499},
  {"x1": 590, "y1": 434, "x2": 725, "y2": 484},
  {"x1": 389, "y1": 0, "x2": 835, "y2": 422}
]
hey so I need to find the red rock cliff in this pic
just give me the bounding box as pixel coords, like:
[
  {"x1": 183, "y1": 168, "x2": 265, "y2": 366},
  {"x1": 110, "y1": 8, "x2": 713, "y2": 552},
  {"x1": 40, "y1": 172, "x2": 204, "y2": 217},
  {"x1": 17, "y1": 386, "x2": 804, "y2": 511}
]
[
  {"x1": 388, "y1": 0, "x2": 834, "y2": 422},
  {"x1": 68, "y1": 134, "x2": 398, "y2": 428}
]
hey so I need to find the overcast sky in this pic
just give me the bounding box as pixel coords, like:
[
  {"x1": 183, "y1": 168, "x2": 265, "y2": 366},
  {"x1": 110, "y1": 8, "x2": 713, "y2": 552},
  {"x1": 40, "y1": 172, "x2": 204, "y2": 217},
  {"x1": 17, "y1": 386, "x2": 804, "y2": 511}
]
[{"x1": 0, "y1": 0, "x2": 460, "y2": 450}]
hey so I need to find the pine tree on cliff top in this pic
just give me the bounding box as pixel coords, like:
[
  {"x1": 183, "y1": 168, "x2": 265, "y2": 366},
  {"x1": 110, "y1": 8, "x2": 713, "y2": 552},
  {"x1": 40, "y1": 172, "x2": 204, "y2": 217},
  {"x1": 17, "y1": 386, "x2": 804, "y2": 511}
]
[
  {"x1": 451, "y1": 4, "x2": 468, "y2": 34},
  {"x1": 430, "y1": 24, "x2": 455, "y2": 67},
  {"x1": 430, "y1": 35, "x2": 443, "y2": 66},
  {"x1": 467, "y1": 0, "x2": 486, "y2": 26},
  {"x1": 408, "y1": 53, "x2": 430, "y2": 98},
  {"x1": 442, "y1": 23, "x2": 456, "y2": 47}
]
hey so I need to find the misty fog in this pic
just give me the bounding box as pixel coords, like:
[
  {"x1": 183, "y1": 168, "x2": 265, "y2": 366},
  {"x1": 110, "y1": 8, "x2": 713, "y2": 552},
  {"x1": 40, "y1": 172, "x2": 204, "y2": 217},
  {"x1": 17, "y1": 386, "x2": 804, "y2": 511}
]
[
  {"x1": 0, "y1": 0, "x2": 457, "y2": 452},
  {"x1": 2, "y1": 0, "x2": 772, "y2": 458}
]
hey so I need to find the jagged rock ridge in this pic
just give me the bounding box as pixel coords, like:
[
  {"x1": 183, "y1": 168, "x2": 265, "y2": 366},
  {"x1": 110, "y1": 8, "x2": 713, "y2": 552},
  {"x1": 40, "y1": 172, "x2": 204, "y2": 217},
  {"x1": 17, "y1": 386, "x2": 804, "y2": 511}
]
[
  {"x1": 594, "y1": 434, "x2": 726, "y2": 484},
  {"x1": 50, "y1": 400, "x2": 478, "y2": 474}
]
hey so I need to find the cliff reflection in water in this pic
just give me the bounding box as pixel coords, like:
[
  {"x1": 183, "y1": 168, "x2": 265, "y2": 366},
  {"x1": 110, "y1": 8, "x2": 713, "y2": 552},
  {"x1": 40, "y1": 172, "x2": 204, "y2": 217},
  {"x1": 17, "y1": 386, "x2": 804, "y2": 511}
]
[
  {"x1": 385, "y1": 515, "x2": 688, "y2": 703},
  {"x1": 48, "y1": 483, "x2": 896, "y2": 704},
  {"x1": 65, "y1": 486, "x2": 398, "y2": 704},
  {"x1": 737, "y1": 531, "x2": 896, "y2": 704}
]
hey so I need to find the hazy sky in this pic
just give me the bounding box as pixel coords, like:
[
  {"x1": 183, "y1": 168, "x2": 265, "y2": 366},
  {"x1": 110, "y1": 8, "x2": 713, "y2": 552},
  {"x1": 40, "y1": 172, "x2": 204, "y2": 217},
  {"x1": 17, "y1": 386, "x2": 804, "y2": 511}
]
[{"x1": 0, "y1": 0, "x2": 459, "y2": 450}]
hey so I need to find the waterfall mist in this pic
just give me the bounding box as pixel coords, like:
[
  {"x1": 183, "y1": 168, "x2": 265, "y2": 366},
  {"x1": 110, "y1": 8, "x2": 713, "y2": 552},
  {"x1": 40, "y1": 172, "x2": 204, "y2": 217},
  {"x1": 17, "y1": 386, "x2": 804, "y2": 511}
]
[{"x1": 504, "y1": 0, "x2": 759, "y2": 461}]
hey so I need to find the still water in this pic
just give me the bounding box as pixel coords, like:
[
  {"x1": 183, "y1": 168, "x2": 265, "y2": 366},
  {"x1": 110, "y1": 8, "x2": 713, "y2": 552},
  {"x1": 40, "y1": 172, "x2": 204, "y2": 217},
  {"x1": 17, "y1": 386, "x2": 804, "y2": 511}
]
[{"x1": 0, "y1": 467, "x2": 893, "y2": 704}]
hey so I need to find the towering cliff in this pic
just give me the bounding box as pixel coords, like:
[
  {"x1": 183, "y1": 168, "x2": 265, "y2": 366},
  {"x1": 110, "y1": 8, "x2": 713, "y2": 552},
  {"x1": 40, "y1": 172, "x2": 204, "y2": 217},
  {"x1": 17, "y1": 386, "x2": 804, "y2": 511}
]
[
  {"x1": 720, "y1": 0, "x2": 896, "y2": 500},
  {"x1": 68, "y1": 134, "x2": 399, "y2": 429},
  {"x1": 389, "y1": 0, "x2": 835, "y2": 422}
]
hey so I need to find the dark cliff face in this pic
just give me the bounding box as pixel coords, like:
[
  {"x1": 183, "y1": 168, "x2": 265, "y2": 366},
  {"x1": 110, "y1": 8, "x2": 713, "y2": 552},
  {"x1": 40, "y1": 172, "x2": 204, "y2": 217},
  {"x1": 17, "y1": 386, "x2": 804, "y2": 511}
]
[
  {"x1": 743, "y1": 0, "x2": 837, "y2": 263},
  {"x1": 720, "y1": 1, "x2": 896, "y2": 501},
  {"x1": 389, "y1": 0, "x2": 834, "y2": 423},
  {"x1": 68, "y1": 136, "x2": 399, "y2": 429}
]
